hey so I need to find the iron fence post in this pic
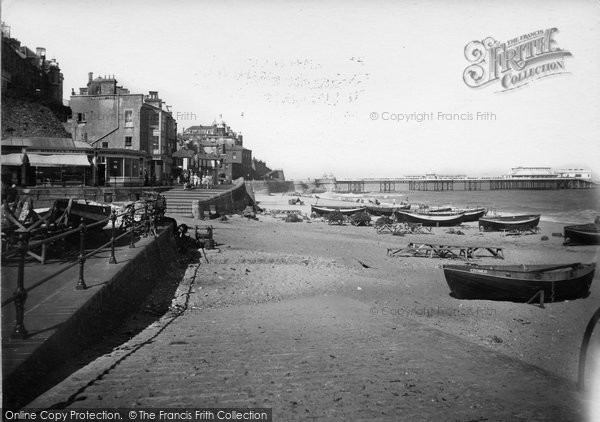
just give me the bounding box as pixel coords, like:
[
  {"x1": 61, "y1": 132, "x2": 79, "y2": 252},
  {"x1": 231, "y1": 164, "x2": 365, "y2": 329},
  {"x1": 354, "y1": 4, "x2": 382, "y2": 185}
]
[
  {"x1": 129, "y1": 206, "x2": 136, "y2": 248},
  {"x1": 143, "y1": 202, "x2": 149, "y2": 237},
  {"x1": 109, "y1": 210, "x2": 117, "y2": 264},
  {"x1": 12, "y1": 231, "x2": 29, "y2": 339},
  {"x1": 76, "y1": 220, "x2": 87, "y2": 290}
]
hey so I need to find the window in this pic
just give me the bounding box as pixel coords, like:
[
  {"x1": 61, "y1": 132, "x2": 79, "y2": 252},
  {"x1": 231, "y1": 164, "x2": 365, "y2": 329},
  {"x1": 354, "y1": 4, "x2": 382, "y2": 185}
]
[
  {"x1": 77, "y1": 112, "x2": 87, "y2": 123},
  {"x1": 102, "y1": 141, "x2": 109, "y2": 149},
  {"x1": 152, "y1": 136, "x2": 159, "y2": 150},
  {"x1": 124, "y1": 110, "x2": 133, "y2": 127},
  {"x1": 125, "y1": 136, "x2": 132, "y2": 147}
]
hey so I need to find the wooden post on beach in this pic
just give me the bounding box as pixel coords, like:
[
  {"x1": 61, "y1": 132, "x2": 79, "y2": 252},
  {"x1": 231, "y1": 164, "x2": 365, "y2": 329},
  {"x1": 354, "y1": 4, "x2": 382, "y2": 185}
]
[{"x1": 526, "y1": 290, "x2": 545, "y2": 308}]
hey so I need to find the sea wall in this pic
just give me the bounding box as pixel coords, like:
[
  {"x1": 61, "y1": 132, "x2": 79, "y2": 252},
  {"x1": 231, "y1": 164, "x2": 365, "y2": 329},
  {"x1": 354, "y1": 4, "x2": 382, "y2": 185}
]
[{"x1": 201, "y1": 180, "x2": 257, "y2": 214}]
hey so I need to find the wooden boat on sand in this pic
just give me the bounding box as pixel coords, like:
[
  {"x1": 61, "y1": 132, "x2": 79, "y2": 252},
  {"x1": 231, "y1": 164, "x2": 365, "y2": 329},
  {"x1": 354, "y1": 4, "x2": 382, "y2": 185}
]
[
  {"x1": 395, "y1": 211, "x2": 464, "y2": 227},
  {"x1": 311, "y1": 205, "x2": 367, "y2": 216},
  {"x1": 458, "y1": 208, "x2": 487, "y2": 222},
  {"x1": 478, "y1": 214, "x2": 540, "y2": 232},
  {"x1": 563, "y1": 223, "x2": 600, "y2": 245},
  {"x1": 442, "y1": 262, "x2": 595, "y2": 302},
  {"x1": 366, "y1": 204, "x2": 410, "y2": 216}
]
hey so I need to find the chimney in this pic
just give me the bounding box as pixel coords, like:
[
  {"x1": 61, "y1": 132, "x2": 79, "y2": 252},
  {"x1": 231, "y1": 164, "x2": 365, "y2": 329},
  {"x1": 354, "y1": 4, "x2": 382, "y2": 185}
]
[
  {"x1": 36, "y1": 47, "x2": 46, "y2": 58},
  {"x1": 88, "y1": 72, "x2": 93, "y2": 82}
]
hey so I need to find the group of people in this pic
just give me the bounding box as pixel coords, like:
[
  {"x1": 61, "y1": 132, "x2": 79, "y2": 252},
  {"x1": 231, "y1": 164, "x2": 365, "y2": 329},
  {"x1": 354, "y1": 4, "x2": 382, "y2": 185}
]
[{"x1": 178, "y1": 171, "x2": 214, "y2": 190}]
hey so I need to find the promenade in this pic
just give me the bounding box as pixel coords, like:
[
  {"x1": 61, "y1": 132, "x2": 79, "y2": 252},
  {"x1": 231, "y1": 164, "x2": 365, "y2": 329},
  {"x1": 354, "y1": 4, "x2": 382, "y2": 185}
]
[{"x1": 1, "y1": 223, "x2": 178, "y2": 409}]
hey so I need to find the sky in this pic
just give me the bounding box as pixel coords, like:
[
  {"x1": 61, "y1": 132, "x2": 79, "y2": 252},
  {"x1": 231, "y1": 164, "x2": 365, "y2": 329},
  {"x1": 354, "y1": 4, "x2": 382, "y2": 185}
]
[{"x1": 2, "y1": 0, "x2": 600, "y2": 179}]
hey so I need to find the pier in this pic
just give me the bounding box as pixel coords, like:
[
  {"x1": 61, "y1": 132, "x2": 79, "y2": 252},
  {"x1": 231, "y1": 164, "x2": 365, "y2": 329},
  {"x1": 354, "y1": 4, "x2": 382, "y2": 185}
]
[{"x1": 325, "y1": 177, "x2": 598, "y2": 193}]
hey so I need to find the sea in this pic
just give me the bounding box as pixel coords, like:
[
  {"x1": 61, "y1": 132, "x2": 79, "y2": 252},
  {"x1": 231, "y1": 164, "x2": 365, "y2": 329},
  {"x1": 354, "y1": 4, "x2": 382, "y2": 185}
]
[{"x1": 325, "y1": 189, "x2": 600, "y2": 225}]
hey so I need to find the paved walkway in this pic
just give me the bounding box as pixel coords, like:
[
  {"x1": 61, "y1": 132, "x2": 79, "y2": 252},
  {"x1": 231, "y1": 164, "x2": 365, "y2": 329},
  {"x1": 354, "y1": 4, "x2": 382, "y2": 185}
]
[
  {"x1": 28, "y1": 272, "x2": 582, "y2": 421},
  {"x1": 1, "y1": 223, "x2": 178, "y2": 410}
]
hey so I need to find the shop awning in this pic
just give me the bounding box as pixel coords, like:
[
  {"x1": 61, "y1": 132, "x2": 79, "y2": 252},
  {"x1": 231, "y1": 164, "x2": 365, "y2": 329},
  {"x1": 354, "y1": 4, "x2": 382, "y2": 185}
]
[
  {"x1": 27, "y1": 153, "x2": 90, "y2": 167},
  {"x1": 0, "y1": 153, "x2": 27, "y2": 166}
]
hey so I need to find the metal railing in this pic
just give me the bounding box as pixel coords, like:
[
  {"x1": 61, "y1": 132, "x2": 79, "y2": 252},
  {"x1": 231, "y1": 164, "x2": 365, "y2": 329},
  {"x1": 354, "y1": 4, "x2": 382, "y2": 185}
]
[{"x1": 1, "y1": 202, "x2": 159, "y2": 339}]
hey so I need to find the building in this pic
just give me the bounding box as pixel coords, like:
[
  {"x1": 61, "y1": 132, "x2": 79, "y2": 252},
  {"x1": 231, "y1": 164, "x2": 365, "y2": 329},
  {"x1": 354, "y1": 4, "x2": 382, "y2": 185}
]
[
  {"x1": 508, "y1": 167, "x2": 555, "y2": 178},
  {"x1": 1, "y1": 24, "x2": 92, "y2": 187},
  {"x1": 180, "y1": 119, "x2": 252, "y2": 182},
  {"x1": 1, "y1": 22, "x2": 63, "y2": 104},
  {"x1": 557, "y1": 169, "x2": 592, "y2": 181},
  {"x1": 1, "y1": 137, "x2": 92, "y2": 186},
  {"x1": 69, "y1": 73, "x2": 177, "y2": 186}
]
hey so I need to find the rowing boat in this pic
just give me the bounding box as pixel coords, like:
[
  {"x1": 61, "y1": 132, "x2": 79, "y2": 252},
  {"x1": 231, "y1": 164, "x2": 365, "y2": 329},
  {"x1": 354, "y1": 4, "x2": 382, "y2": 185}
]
[
  {"x1": 366, "y1": 204, "x2": 410, "y2": 216},
  {"x1": 54, "y1": 198, "x2": 112, "y2": 227},
  {"x1": 442, "y1": 263, "x2": 595, "y2": 302},
  {"x1": 395, "y1": 211, "x2": 464, "y2": 227},
  {"x1": 311, "y1": 205, "x2": 367, "y2": 216},
  {"x1": 563, "y1": 223, "x2": 600, "y2": 245},
  {"x1": 478, "y1": 214, "x2": 540, "y2": 232}
]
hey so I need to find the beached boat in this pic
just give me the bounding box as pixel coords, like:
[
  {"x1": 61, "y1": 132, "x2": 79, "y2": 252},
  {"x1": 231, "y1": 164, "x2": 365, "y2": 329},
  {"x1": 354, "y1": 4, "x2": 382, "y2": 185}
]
[
  {"x1": 366, "y1": 204, "x2": 410, "y2": 216},
  {"x1": 478, "y1": 214, "x2": 540, "y2": 232},
  {"x1": 459, "y1": 208, "x2": 487, "y2": 222},
  {"x1": 53, "y1": 198, "x2": 112, "y2": 227},
  {"x1": 311, "y1": 205, "x2": 367, "y2": 216},
  {"x1": 395, "y1": 211, "x2": 464, "y2": 227},
  {"x1": 442, "y1": 263, "x2": 595, "y2": 302},
  {"x1": 416, "y1": 206, "x2": 453, "y2": 213},
  {"x1": 563, "y1": 223, "x2": 600, "y2": 245}
]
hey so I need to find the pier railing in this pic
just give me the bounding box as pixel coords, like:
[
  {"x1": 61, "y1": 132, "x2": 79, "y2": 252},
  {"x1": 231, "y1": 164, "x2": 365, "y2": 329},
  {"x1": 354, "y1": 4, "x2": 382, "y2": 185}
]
[{"x1": 1, "y1": 202, "x2": 159, "y2": 339}]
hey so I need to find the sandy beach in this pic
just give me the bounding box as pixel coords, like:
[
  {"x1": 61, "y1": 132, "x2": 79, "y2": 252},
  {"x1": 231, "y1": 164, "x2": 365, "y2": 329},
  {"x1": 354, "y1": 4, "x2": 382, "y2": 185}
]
[
  {"x1": 23, "y1": 191, "x2": 599, "y2": 419},
  {"x1": 181, "y1": 192, "x2": 600, "y2": 385}
]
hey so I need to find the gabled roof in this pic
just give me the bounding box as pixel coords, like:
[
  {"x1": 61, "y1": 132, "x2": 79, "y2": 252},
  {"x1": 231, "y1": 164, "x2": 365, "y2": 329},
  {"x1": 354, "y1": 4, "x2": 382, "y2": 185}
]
[{"x1": 172, "y1": 148, "x2": 195, "y2": 158}]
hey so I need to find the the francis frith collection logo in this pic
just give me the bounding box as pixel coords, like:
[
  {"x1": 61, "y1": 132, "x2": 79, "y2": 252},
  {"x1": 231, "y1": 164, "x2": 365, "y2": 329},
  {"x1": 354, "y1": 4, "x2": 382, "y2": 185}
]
[{"x1": 463, "y1": 28, "x2": 572, "y2": 91}]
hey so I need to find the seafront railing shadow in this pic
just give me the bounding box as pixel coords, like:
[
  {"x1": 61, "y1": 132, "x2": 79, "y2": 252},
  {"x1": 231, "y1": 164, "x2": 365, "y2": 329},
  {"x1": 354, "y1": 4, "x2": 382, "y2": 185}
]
[{"x1": 1, "y1": 201, "x2": 161, "y2": 339}]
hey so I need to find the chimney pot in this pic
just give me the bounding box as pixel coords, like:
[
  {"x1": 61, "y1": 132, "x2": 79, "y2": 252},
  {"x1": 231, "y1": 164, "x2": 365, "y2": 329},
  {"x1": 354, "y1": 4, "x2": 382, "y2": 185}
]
[{"x1": 88, "y1": 72, "x2": 93, "y2": 82}]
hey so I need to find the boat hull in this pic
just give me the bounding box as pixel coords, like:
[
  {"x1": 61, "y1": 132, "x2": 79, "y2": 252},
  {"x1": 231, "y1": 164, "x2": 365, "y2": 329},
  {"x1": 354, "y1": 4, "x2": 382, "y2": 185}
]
[
  {"x1": 395, "y1": 211, "x2": 464, "y2": 227},
  {"x1": 564, "y1": 224, "x2": 600, "y2": 245},
  {"x1": 460, "y1": 208, "x2": 487, "y2": 223},
  {"x1": 311, "y1": 205, "x2": 367, "y2": 216},
  {"x1": 366, "y1": 204, "x2": 410, "y2": 216},
  {"x1": 54, "y1": 199, "x2": 111, "y2": 227},
  {"x1": 443, "y1": 263, "x2": 595, "y2": 302},
  {"x1": 478, "y1": 214, "x2": 540, "y2": 231}
]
